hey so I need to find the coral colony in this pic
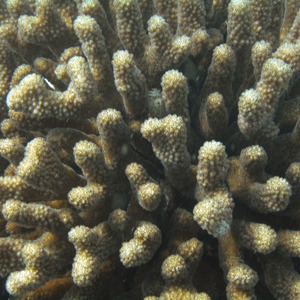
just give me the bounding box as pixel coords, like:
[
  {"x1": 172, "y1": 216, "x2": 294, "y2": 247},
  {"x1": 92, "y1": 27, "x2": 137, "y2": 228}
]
[{"x1": 0, "y1": 0, "x2": 300, "y2": 299}]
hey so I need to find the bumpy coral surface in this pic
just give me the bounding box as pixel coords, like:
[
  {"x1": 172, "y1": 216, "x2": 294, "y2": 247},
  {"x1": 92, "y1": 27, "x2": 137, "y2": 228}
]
[{"x1": 0, "y1": 0, "x2": 300, "y2": 299}]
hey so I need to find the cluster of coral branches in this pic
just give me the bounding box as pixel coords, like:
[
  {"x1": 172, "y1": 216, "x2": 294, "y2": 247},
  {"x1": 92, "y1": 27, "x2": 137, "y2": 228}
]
[{"x1": 0, "y1": 0, "x2": 300, "y2": 299}]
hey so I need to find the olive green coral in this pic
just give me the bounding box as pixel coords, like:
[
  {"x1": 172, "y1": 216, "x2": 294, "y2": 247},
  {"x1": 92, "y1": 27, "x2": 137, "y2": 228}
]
[{"x1": 0, "y1": 1, "x2": 299, "y2": 299}]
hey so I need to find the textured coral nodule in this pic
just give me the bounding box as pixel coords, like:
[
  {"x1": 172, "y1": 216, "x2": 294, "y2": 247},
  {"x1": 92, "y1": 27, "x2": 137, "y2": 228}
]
[{"x1": 0, "y1": 0, "x2": 299, "y2": 299}]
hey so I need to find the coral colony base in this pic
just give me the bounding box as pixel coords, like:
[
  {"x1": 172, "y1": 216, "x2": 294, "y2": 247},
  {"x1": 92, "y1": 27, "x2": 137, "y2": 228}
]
[{"x1": 0, "y1": 0, "x2": 300, "y2": 299}]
